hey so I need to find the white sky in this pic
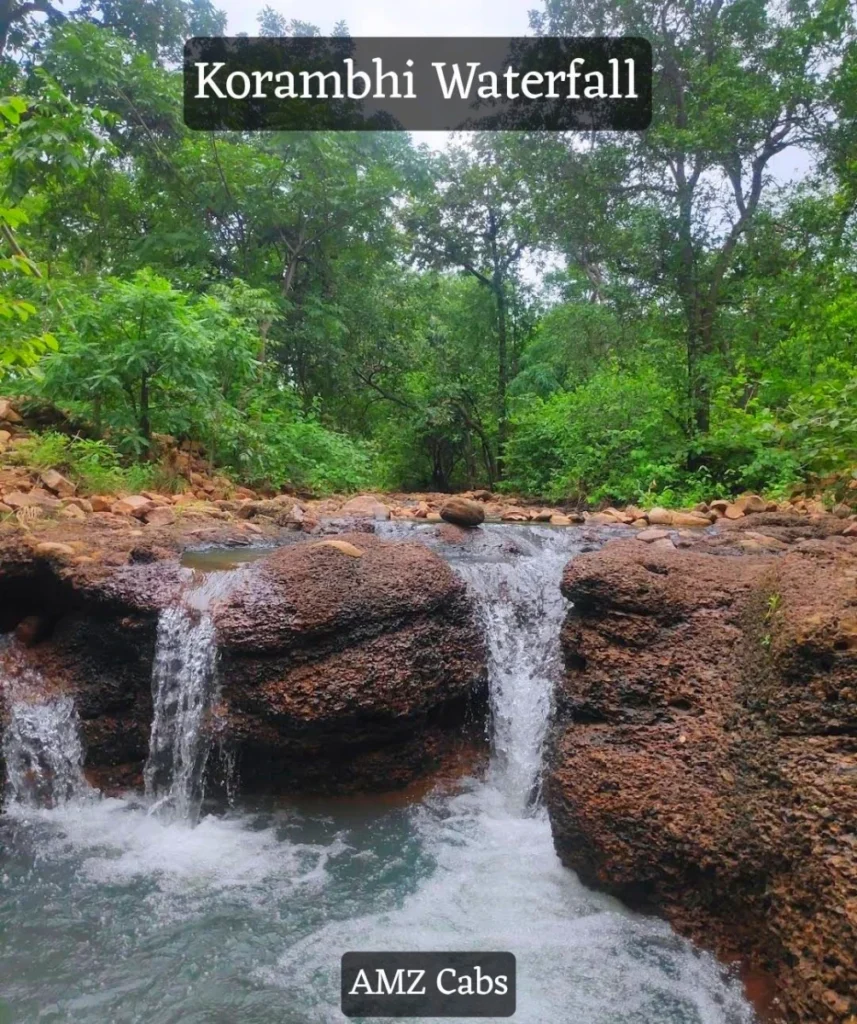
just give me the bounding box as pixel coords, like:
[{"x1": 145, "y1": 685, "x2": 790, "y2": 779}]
[{"x1": 216, "y1": 0, "x2": 532, "y2": 36}]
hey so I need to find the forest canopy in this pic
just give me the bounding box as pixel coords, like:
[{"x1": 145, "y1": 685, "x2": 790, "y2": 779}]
[{"x1": 0, "y1": 0, "x2": 855, "y2": 505}]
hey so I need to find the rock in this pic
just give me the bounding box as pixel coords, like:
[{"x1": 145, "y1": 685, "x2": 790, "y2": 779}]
[
  {"x1": 339, "y1": 494, "x2": 391, "y2": 520},
  {"x1": 426, "y1": 512, "x2": 443, "y2": 522},
  {"x1": 669, "y1": 512, "x2": 712, "y2": 528},
  {"x1": 313, "y1": 539, "x2": 363, "y2": 557},
  {"x1": 0, "y1": 429, "x2": 11, "y2": 444},
  {"x1": 3, "y1": 490, "x2": 61, "y2": 511},
  {"x1": 144, "y1": 506, "x2": 176, "y2": 528},
  {"x1": 833, "y1": 503, "x2": 852, "y2": 519},
  {"x1": 0, "y1": 399, "x2": 22, "y2": 423},
  {"x1": 14, "y1": 615, "x2": 46, "y2": 646},
  {"x1": 500, "y1": 506, "x2": 532, "y2": 522},
  {"x1": 734, "y1": 494, "x2": 767, "y2": 515},
  {"x1": 90, "y1": 496, "x2": 114, "y2": 513},
  {"x1": 0, "y1": 502, "x2": 11, "y2": 514},
  {"x1": 532, "y1": 508, "x2": 557, "y2": 522},
  {"x1": 211, "y1": 534, "x2": 487, "y2": 792},
  {"x1": 587, "y1": 512, "x2": 622, "y2": 525},
  {"x1": 550, "y1": 514, "x2": 573, "y2": 526},
  {"x1": 63, "y1": 497, "x2": 93, "y2": 513},
  {"x1": 40, "y1": 469, "x2": 76, "y2": 497},
  {"x1": 636, "y1": 527, "x2": 672, "y2": 543},
  {"x1": 440, "y1": 497, "x2": 485, "y2": 528},
  {"x1": 34, "y1": 542, "x2": 76, "y2": 558},
  {"x1": 60, "y1": 504, "x2": 86, "y2": 520},
  {"x1": 111, "y1": 495, "x2": 155, "y2": 519},
  {"x1": 602, "y1": 507, "x2": 634, "y2": 524},
  {"x1": 842, "y1": 521, "x2": 857, "y2": 537},
  {"x1": 547, "y1": 539, "x2": 857, "y2": 1024},
  {"x1": 468, "y1": 489, "x2": 493, "y2": 501},
  {"x1": 724, "y1": 503, "x2": 745, "y2": 520},
  {"x1": 646, "y1": 507, "x2": 673, "y2": 526}
]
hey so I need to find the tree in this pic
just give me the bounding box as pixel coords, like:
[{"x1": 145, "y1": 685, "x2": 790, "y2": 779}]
[
  {"x1": 532, "y1": 0, "x2": 853, "y2": 438},
  {"x1": 406, "y1": 135, "x2": 535, "y2": 477}
]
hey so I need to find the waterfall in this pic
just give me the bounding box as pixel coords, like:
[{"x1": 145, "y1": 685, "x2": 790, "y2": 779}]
[
  {"x1": 143, "y1": 570, "x2": 240, "y2": 821},
  {"x1": 1, "y1": 643, "x2": 89, "y2": 808},
  {"x1": 3, "y1": 697, "x2": 88, "y2": 808},
  {"x1": 377, "y1": 522, "x2": 592, "y2": 813}
]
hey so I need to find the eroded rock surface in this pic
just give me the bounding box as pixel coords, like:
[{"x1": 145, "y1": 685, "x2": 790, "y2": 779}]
[
  {"x1": 546, "y1": 537, "x2": 857, "y2": 1024},
  {"x1": 213, "y1": 533, "x2": 487, "y2": 791}
]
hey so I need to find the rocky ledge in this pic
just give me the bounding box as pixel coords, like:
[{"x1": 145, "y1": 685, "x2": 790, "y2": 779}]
[
  {"x1": 0, "y1": 522, "x2": 487, "y2": 794},
  {"x1": 545, "y1": 526, "x2": 857, "y2": 1024}
]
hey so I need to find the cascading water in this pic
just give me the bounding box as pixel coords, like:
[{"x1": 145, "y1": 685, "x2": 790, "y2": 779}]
[
  {"x1": 0, "y1": 525, "x2": 758, "y2": 1024},
  {"x1": 0, "y1": 643, "x2": 89, "y2": 808},
  {"x1": 450, "y1": 529, "x2": 576, "y2": 810},
  {"x1": 143, "y1": 569, "x2": 240, "y2": 820},
  {"x1": 3, "y1": 696, "x2": 88, "y2": 808}
]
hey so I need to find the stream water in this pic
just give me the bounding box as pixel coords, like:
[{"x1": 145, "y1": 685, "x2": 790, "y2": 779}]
[{"x1": 0, "y1": 525, "x2": 756, "y2": 1024}]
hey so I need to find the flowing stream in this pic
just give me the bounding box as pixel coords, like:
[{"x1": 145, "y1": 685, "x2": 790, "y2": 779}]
[{"x1": 0, "y1": 525, "x2": 756, "y2": 1024}]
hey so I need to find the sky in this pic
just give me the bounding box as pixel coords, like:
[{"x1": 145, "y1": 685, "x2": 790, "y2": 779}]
[{"x1": 216, "y1": 0, "x2": 533, "y2": 36}]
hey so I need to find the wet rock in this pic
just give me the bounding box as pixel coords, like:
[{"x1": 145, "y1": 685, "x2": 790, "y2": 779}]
[
  {"x1": 213, "y1": 533, "x2": 487, "y2": 792},
  {"x1": 546, "y1": 539, "x2": 857, "y2": 1024},
  {"x1": 440, "y1": 496, "x2": 485, "y2": 528},
  {"x1": 636, "y1": 527, "x2": 672, "y2": 543}
]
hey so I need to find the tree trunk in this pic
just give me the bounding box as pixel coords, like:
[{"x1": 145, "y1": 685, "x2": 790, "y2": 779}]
[
  {"x1": 495, "y1": 278, "x2": 508, "y2": 480},
  {"x1": 140, "y1": 374, "x2": 151, "y2": 442}
]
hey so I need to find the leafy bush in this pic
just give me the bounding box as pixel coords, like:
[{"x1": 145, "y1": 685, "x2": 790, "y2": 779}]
[{"x1": 10, "y1": 432, "x2": 156, "y2": 494}]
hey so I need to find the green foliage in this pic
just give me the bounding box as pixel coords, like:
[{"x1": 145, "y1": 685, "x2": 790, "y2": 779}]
[
  {"x1": 10, "y1": 431, "x2": 156, "y2": 494},
  {"x1": 0, "y1": 1, "x2": 854, "y2": 504}
]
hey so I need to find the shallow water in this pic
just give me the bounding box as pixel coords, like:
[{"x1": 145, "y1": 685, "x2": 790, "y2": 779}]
[{"x1": 0, "y1": 524, "x2": 756, "y2": 1024}]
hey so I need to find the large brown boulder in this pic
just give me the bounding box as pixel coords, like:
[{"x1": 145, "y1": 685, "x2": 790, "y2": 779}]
[
  {"x1": 546, "y1": 538, "x2": 857, "y2": 1024},
  {"x1": 440, "y1": 496, "x2": 485, "y2": 528},
  {"x1": 213, "y1": 533, "x2": 487, "y2": 791}
]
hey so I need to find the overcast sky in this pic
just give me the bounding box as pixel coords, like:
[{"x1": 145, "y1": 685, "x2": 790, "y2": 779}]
[{"x1": 216, "y1": 0, "x2": 532, "y2": 36}]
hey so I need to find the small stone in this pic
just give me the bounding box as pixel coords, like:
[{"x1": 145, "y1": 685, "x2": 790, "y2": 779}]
[
  {"x1": 60, "y1": 504, "x2": 86, "y2": 520},
  {"x1": 3, "y1": 490, "x2": 61, "y2": 511},
  {"x1": 440, "y1": 496, "x2": 486, "y2": 528},
  {"x1": 426, "y1": 512, "x2": 443, "y2": 522},
  {"x1": 34, "y1": 541, "x2": 75, "y2": 558},
  {"x1": 0, "y1": 399, "x2": 22, "y2": 423},
  {"x1": 340, "y1": 494, "x2": 391, "y2": 520},
  {"x1": 90, "y1": 496, "x2": 114, "y2": 512},
  {"x1": 314, "y1": 539, "x2": 363, "y2": 557},
  {"x1": 63, "y1": 497, "x2": 93, "y2": 513},
  {"x1": 637, "y1": 528, "x2": 672, "y2": 543},
  {"x1": 588, "y1": 512, "x2": 622, "y2": 525},
  {"x1": 111, "y1": 495, "x2": 155, "y2": 519},
  {"x1": 646, "y1": 507, "x2": 674, "y2": 526},
  {"x1": 40, "y1": 469, "x2": 76, "y2": 497},
  {"x1": 144, "y1": 506, "x2": 176, "y2": 527},
  {"x1": 832, "y1": 503, "x2": 852, "y2": 519},
  {"x1": 734, "y1": 494, "x2": 767, "y2": 515},
  {"x1": 670, "y1": 512, "x2": 712, "y2": 528}
]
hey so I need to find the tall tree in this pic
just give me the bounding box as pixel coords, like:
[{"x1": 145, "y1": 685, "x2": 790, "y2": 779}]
[
  {"x1": 407, "y1": 135, "x2": 534, "y2": 476},
  {"x1": 532, "y1": 0, "x2": 853, "y2": 438}
]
